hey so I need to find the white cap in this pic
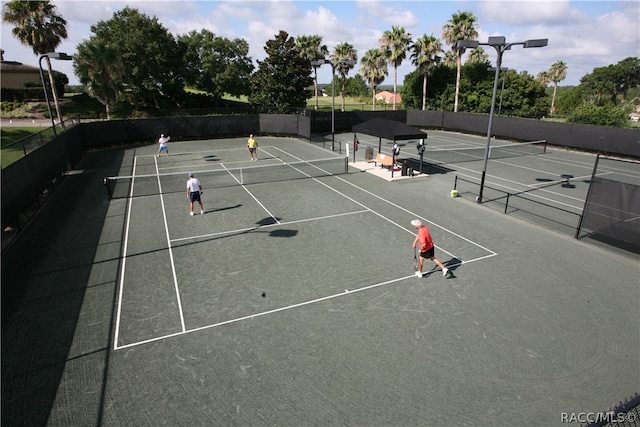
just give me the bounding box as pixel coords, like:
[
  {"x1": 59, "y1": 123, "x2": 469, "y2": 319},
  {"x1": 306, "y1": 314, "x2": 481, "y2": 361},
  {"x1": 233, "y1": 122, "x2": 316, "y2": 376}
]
[{"x1": 411, "y1": 219, "x2": 422, "y2": 227}]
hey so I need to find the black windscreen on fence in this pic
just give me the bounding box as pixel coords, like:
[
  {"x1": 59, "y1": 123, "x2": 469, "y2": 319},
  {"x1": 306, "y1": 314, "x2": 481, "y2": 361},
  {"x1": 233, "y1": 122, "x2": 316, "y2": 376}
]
[{"x1": 579, "y1": 177, "x2": 640, "y2": 252}]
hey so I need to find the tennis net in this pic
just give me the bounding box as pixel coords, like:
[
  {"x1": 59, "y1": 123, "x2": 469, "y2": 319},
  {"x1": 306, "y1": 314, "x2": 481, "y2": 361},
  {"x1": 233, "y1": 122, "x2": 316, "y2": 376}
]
[
  {"x1": 424, "y1": 140, "x2": 547, "y2": 164},
  {"x1": 104, "y1": 156, "x2": 349, "y2": 199}
]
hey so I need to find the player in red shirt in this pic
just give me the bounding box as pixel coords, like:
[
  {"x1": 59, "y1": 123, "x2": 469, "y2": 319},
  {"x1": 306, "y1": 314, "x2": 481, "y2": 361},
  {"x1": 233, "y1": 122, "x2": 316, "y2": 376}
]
[{"x1": 411, "y1": 219, "x2": 449, "y2": 278}]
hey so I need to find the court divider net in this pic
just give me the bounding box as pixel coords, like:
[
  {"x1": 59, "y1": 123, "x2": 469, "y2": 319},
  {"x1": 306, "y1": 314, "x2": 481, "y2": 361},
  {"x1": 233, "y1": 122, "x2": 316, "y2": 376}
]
[
  {"x1": 103, "y1": 156, "x2": 349, "y2": 199},
  {"x1": 423, "y1": 140, "x2": 546, "y2": 164}
]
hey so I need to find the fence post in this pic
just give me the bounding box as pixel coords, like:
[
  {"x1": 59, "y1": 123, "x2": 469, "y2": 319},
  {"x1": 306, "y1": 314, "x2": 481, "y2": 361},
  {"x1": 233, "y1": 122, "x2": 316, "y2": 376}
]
[{"x1": 575, "y1": 153, "x2": 601, "y2": 239}]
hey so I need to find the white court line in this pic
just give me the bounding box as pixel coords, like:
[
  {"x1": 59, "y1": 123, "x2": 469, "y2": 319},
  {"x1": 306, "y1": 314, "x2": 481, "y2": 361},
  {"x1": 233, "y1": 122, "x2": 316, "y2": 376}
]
[
  {"x1": 154, "y1": 155, "x2": 186, "y2": 333},
  {"x1": 274, "y1": 147, "x2": 497, "y2": 257},
  {"x1": 220, "y1": 161, "x2": 280, "y2": 224},
  {"x1": 155, "y1": 146, "x2": 282, "y2": 173},
  {"x1": 114, "y1": 253, "x2": 494, "y2": 351},
  {"x1": 113, "y1": 156, "x2": 139, "y2": 348},
  {"x1": 417, "y1": 153, "x2": 589, "y2": 210},
  {"x1": 114, "y1": 147, "x2": 498, "y2": 350},
  {"x1": 454, "y1": 170, "x2": 590, "y2": 212},
  {"x1": 270, "y1": 146, "x2": 497, "y2": 258},
  {"x1": 138, "y1": 145, "x2": 251, "y2": 157},
  {"x1": 170, "y1": 210, "x2": 369, "y2": 243}
]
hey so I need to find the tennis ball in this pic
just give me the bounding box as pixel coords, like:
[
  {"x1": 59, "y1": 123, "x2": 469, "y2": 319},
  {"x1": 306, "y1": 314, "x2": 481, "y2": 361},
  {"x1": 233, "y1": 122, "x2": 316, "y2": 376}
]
[{"x1": 450, "y1": 189, "x2": 459, "y2": 198}]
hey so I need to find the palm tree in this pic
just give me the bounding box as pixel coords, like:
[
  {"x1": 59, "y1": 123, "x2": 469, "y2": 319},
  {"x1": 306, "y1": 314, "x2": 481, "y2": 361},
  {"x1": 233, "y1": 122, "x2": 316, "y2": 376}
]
[
  {"x1": 296, "y1": 35, "x2": 328, "y2": 110},
  {"x1": 443, "y1": 50, "x2": 457, "y2": 67},
  {"x1": 411, "y1": 34, "x2": 443, "y2": 110},
  {"x1": 536, "y1": 71, "x2": 551, "y2": 86},
  {"x1": 74, "y1": 41, "x2": 124, "y2": 120},
  {"x1": 466, "y1": 47, "x2": 489, "y2": 64},
  {"x1": 379, "y1": 26, "x2": 412, "y2": 110},
  {"x1": 331, "y1": 42, "x2": 357, "y2": 112},
  {"x1": 549, "y1": 60, "x2": 567, "y2": 114},
  {"x1": 3, "y1": 0, "x2": 68, "y2": 123},
  {"x1": 442, "y1": 10, "x2": 478, "y2": 112},
  {"x1": 360, "y1": 48, "x2": 388, "y2": 110}
]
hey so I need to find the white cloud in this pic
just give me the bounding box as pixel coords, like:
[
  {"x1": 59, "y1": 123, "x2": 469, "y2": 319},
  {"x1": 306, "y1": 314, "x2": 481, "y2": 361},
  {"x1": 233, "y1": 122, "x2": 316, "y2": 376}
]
[
  {"x1": 2, "y1": 0, "x2": 636, "y2": 87},
  {"x1": 479, "y1": 0, "x2": 588, "y2": 26}
]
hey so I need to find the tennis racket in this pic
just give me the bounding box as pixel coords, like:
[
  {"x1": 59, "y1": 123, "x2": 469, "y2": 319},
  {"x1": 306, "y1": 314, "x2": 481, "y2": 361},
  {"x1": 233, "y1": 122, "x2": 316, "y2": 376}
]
[{"x1": 413, "y1": 246, "x2": 418, "y2": 271}]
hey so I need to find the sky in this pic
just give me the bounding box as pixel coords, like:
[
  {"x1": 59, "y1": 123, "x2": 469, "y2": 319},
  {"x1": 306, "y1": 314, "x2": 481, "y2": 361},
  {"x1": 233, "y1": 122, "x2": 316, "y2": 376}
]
[{"x1": 1, "y1": 0, "x2": 638, "y2": 87}]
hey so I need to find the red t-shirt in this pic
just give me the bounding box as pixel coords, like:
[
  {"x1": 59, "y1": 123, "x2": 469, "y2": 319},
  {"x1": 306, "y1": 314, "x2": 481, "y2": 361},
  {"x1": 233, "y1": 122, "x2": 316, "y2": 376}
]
[{"x1": 417, "y1": 226, "x2": 434, "y2": 252}]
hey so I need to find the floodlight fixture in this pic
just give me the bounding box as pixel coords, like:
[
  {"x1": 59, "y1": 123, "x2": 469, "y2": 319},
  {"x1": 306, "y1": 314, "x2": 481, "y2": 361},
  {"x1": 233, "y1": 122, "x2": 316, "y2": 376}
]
[
  {"x1": 488, "y1": 36, "x2": 506, "y2": 46},
  {"x1": 45, "y1": 52, "x2": 73, "y2": 60},
  {"x1": 456, "y1": 40, "x2": 479, "y2": 49},
  {"x1": 524, "y1": 39, "x2": 549, "y2": 48},
  {"x1": 310, "y1": 59, "x2": 329, "y2": 66}
]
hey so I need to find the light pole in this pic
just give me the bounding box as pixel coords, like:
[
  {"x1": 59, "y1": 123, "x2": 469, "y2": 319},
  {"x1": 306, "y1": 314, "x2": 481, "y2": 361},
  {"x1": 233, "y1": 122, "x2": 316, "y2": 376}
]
[
  {"x1": 488, "y1": 67, "x2": 509, "y2": 115},
  {"x1": 311, "y1": 58, "x2": 357, "y2": 151},
  {"x1": 38, "y1": 52, "x2": 73, "y2": 134},
  {"x1": 458, "y1": 37, "x2": 547, "y2": 203}
]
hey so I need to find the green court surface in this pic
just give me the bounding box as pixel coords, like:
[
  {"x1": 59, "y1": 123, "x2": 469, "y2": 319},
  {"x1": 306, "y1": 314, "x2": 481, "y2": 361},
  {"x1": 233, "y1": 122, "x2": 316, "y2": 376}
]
[{"x1": 2, "y1": 133, "x2": 638, "y2": 426}]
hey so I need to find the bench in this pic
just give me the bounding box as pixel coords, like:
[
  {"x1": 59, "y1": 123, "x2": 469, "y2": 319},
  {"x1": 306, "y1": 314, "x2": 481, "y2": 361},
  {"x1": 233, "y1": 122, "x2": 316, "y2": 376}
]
[{"x1": 371, "y1": 153, "x2": 395, "y2": 170}]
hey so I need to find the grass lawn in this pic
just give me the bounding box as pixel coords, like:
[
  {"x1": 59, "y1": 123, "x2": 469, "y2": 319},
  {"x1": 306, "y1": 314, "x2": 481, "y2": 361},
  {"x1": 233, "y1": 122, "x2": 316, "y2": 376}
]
[{"x1": 1, "y1": 126, "x2": 45, "y2": 168}]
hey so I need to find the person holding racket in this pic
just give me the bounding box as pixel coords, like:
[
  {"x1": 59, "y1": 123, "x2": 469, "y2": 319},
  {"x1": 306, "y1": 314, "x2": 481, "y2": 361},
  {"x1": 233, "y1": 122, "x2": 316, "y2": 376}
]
[
  {"x1": 411, "y1": 219, "x2": 449, "y2": 278},
  {"x1": 186, "y1": 173, "x2": 204, "y2": 216},
  {"x1": 157, "y1": 133, "x2": 170, "y2": 156},
  {"x1": 247, "y1": 134, "x2": 258, "y2": 161}
]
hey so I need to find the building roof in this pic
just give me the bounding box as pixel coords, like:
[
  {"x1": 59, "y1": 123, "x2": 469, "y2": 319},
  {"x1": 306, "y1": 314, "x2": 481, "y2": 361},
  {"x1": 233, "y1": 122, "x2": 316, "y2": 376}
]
[
  {"x1": 352, "y1": 119, "x2": 427, "y2": 141},
  {"x1": 1, "y1": 60, "x2": 40, "y2": 73},
  {"x1": 376, "y1": 90, "x2": 402, "y2": 104}
]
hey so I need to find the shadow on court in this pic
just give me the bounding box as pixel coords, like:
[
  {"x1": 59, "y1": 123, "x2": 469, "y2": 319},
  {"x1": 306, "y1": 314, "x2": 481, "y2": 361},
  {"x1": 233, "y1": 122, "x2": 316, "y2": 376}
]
[{"x1": 1, "y1": 148, "x2": 126, "y2": 426}]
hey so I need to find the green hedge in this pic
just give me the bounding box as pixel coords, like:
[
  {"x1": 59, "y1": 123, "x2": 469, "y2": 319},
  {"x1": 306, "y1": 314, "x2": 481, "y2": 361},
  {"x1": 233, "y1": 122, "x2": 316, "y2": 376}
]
[{"x1": 0, "y1": 87, "x2": 45, "y2": 102}]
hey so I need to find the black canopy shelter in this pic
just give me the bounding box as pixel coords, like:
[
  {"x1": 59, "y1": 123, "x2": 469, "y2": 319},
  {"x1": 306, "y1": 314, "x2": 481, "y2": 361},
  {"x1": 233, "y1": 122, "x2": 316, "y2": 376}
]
[{"x1": 352, "y1": 118, "x2": 427, "y2": 154}]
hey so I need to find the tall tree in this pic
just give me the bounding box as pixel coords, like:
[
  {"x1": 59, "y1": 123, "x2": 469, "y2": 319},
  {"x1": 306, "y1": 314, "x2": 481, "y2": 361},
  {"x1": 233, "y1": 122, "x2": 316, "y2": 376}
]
[
  {"x1": 536, "y1": 71, "x2": 551, "y2": 87},
  {"x1": 89, "y1": 7, "x2": 185, "y2": 110},
  {"x1": 3, "y1": 0, "x2": 67, "y2": 122},
  {"x1": 379, "y1": 25, "x2": 411, "y2": 110},
  {"x1": 615, "y1": 57, "x2": 640, "y2": 103},
  {"x1": 549, "y1": 60, "x2": 567, "y2": 114},
  {"x1": 74, "y1": 41, "x2": 124, "y2": 119},
  {"x1": 331, "y1": 42, "x2": 357, "y2": 112},
  {"x1": 178, "y1": 30, "x2": 253, "y2": 100},
  {"x1": 295, "y1": 35, "x2": 328, "y2": 110},
  {"x1": 580, "y1": 57, "x2": 640, "y2": 106},
  {"x1": 442, "y1": 10, "x2": 478, "y2": 112},
  {"x1": 360, "y1": 48, "x2": 388, "y2": 110},
  {"x1": 411, "y1": 34, "x2": 443, "y2": 110},
  {"x1": 466, "y1": 47, "x2": 489, "y2": 64},
  {"x1": 443, "y1": 50, "x2": 457, "y2": 67},
  {"x1": 248, "y1": 30, "x2": 313, "y2": 114}
]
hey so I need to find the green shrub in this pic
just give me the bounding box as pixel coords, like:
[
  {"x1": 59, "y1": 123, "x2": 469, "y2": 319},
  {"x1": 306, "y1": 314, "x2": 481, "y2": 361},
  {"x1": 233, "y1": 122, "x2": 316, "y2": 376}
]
[
  {"x1": 0, "y1": 101, "x2": 42, "y2": 118},
  {"x1": 567, "y1": 104, "x2": 628, "y2": 127}
]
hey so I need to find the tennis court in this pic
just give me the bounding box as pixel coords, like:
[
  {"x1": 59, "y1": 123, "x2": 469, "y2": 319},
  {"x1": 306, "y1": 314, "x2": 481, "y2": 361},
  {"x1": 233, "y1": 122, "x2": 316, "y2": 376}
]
[
  {"x1": 353, "y1": 130, "x2": 640, "y2": 239},
  {"x1": 110, "y1": 137, "x2": 493, "y2": 349},
  {"x1": 2, "y1": 132, "x2": 638, "y2": 426}
]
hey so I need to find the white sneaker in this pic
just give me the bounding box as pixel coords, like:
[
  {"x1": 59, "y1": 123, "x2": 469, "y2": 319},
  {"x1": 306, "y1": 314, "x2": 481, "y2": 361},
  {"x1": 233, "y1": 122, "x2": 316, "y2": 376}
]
[
  {"x1": 442, "y1": 267, "x2": 449, "y2": 277},
  {"x1": 190, "y1": 211, "x2": 194, "y2": 216},
  {"x1": 200, "y1": 210, "x2": 204, "y2": 215},
  {"x1": 415, "y1": 271, "x2": 422, "y2": 278}
]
